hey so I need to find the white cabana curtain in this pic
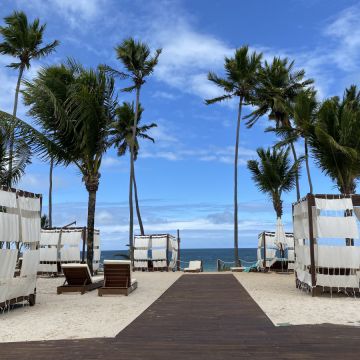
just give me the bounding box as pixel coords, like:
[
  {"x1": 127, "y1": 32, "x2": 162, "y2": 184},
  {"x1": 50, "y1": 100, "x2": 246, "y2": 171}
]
[
  {"x1": 294, "y1": 195, "x2": 360, "y2": 292},
  {"x1": 0, "y1": 189, "x2": 41, "y2": 306}
]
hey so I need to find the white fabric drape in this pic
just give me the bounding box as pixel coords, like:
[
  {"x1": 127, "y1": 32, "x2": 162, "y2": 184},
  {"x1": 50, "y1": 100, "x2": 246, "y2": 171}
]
[
  {"x1": 316, "y1": 246, "x2": 360, "y2": 268},
  {"x1": 40, "y1": 231, "x2": 61, "y2": 246},
  {"x1": 153, "y1": 260, "x2": 167, "y2": 268},
  {"x1": 151, "y1": 236, "x2": 167, "y2": 248},
  {"x1": 314, "y1": 216, "x2": 359, "y2": 239},
  {"x1": 18, "y1": 197, "x2": 41, "y2": 212},
  {"x1": 152, "y1": 249, "x2": 167, "y2": 260},
  {"x1": 20, "y1": 250, "x2": 40, "y2": 277},
  {"x1": 0, "y1": 212, "x2": 19, "y2": 243},
  {"x1": 0, "y1": 249, "x2": 17, "y2": 278},
  {"x1": 315, "y1": 197, "x2": 353, "y2": 211},
  {"x1": 40, "y1": 247, "x2": 57, "y2": 262},
  {"x1": 134, "y1": 236, "x2": 150, "y2": 248},
  {"x1": 61, "y1": 231, "x2": 82, "y2": 245},
  {"x1": 0, "y1": 190, "x2": 17, "y2": 208},
  {"x1": 274, "y1": 218, "x2": 286, "y2": 248},
  {"x1": 134, "y1": 249, "x2": 148, "y2": 260}
]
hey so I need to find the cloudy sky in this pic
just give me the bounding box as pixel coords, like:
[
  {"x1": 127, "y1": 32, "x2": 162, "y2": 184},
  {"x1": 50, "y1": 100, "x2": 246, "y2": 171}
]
[{"x1": 1, "y1": 0, "x2": 359, "y2": 249}]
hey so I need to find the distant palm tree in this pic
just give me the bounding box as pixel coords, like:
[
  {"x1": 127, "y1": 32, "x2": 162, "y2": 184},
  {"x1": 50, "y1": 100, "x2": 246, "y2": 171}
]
[
  {"x1": 267, "y1": 90, "x2": 317, "y2": 194},
  {"x1": 247, "y1": 147, "x2": 301, "y2": 220},
  {"x1": 309, "y1": 85, "x2": 360, "y2": 194},
  {"x1": 246, "y1": 57, "x2": 313, "y2": 200},
  {"x1": 205, "y1": 46, "x2": 262, "y2": 266},
  {"x1": 110, "y1": 102, "x2": 157, "y2": 235},
  {"x1": 0, "y1": 10, "x2": 59, "y2": 186},
  {"x1": 22, "y1": 61, "x2": 117, "y2": 274},
  {"x1": 103, "y1": 38, "x2": 161, "y2": 258}
]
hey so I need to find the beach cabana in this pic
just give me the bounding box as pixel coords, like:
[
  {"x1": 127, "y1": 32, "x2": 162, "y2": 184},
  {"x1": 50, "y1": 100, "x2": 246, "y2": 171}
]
[
  {"x1": 39, "y1": 227, "x2": 101, "y2": 275},
  {"x1": 293, "y1": 194, "x2": 360, "y2": 296},
  {"x1": 133, "y1": 233, "x2": 180, "y2": 271},
  {"x1": 257, "y1": 223, "x2": 295, "y2": 271},
  {"x1": 0, "y1": 187, "x2": 41, "y2": 308}
]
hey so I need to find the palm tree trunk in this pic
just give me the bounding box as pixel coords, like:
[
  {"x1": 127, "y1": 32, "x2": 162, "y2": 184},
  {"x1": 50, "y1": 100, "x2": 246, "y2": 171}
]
[
  {"x1": 234, "y1": 97, "x2": 243, "y2": 267},
  {"x1": 8, "y1": 65, "x2": 24, "y2": 187},
  {"x1": 129, "y1": 86, "x2": 141, "y2": 262},
  {"x1": 85, "y1": 175, "x2": 99, "y2": 275},
  {"x1": 304, "y1": 138, "x2": 313, "y2": 194},
  {"x1": 48, "y1": 158, "x2": 54, "y2": 228},
  {"x1": 133, "y1": 165, "x2": 145, "y2": 235},
  {"x1": 290, "y1": 141, "x2": 301, "y2": 201}
]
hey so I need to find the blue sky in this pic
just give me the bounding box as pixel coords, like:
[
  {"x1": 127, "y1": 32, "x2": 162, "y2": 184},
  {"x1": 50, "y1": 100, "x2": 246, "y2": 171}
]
[{"x1": 1, "y1": 0, "x2": 360, "y2": 250}]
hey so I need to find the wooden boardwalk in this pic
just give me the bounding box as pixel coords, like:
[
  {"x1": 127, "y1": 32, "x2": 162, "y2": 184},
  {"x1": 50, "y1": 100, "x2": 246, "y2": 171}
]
[{"x1": 1, "y1": 274, "x2": 360, "y2": 359}]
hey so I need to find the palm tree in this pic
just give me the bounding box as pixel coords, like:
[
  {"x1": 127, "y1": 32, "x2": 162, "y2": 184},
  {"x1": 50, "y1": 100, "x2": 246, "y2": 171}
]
[
  {"x1": 103, "y1": 38, "x2": 161, "y2": 258},
  {"x1": 247, "y1": 147, "x2": 301, "y2": 221},
  {"x1": 0, "y1": 10, "x2": 59, "y2": 186},
  {"x1": 205, "y1": 46, "x2": 262, "y2": 266},
  {"x1": 0, "y1": 119, "x2": 31, "y2": 186},
  {"x1": 267, "y1": 90, "x2": 317, "y2": 194},
  {"x1": 309, "y1": 85, "x2": 360, "y2": 195},
  {"x1": 110, "y1": 102, "x2": 157, "y2": 235},
  {"x1": 22, "y1": 61, "x2": 117, "y2": 274},
  {"x1": 246, "y1": 57, "x2": 313, "y2": 200}
]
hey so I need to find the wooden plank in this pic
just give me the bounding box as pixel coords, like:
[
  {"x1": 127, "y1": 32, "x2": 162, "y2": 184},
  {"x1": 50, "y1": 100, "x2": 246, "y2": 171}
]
[{"x1": 1, "y1": 274, "x2": 360, "y2": 359}]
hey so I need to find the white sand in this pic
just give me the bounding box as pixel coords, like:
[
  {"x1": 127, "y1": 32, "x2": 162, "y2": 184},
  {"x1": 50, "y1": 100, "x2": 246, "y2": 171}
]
[
  {"x1": 0, "y1": 272, "x2": 181, "y2": 342},
  {"x1": 234, "y1": 272, "x2": 360, "y2": 326}
]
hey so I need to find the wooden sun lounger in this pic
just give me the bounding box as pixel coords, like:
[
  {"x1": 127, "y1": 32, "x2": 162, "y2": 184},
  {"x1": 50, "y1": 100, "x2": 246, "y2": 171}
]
[
  {"x1": 184, "y1": 260, "x2": 203, "y2": 273},
  {"x1": 98, "y1": 260, "x2": 138, "y2": 296},
  {"x1": 57, "y1": 264, "x2": 104, "y2": 295}
]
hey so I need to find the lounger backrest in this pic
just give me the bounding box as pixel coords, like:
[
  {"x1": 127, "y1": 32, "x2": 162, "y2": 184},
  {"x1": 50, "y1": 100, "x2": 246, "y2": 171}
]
[
  {"x1": 189, "y1": 260, "x2": 202, "y2": 270},
  {"x1": 103, "y1": 260, "x2": 131, "y2": 288},
  {"x1": 61, "y1": 264, "x2": 92, "y2": 286}
]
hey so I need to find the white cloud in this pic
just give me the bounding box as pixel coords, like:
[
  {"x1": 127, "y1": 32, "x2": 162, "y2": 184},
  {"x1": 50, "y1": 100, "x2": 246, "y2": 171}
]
[
  {"x1": 152, "y1": 91, "x2": 178, "y2": 100},
  {"x1": 13, "y1": 0, "x2": 108, "y2": 29}
]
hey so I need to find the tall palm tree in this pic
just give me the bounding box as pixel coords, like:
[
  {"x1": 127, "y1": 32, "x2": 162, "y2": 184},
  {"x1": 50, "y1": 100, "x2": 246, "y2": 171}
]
[
  {"x1": 0, "y1": 10, "x2": 59, "y2": 186},
  {"x1": 110, "y1": 101, "x2": 157, "y2": 235},
  {"x1": 267, "y1": 90, "x2": 317, "y2": 194},
  {"x1": 309, "y1": 85, "x2": 360, "y2": 194},
  {"x1": 246, "y1": 57, "x2": 313, "y2": 200},
  {"x1": 103, "y1": 38, "x2": 161, "y2": 258},
  {"x1": 247, "y1": 147, "x2": 301, "y2": 220},
  {"x1": 22, "y1": 61, "x2": 117, "y2": 274},
  {"x1": 205, "y1": 46, "x2": 262, "y2": 266}
]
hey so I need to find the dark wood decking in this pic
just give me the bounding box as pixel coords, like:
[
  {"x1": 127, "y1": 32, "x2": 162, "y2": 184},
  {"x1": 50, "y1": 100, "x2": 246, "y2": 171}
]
[{"x1": 1, "y1": 274, "x2": 360, "y2": 359}]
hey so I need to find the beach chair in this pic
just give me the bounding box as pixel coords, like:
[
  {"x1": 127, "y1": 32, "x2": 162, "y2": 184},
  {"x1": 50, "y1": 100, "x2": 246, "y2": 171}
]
[
  {"x1": 184, "y1": 260, "x2": 203, "y2": 273},
  {"x1": 230, "y1": 267, "x2": 245, "y2": 272},
  {"x1": 57, "y1": 263, "x2": 104, "y2": 295},
  {"x1": 98, "y1": 260, "x2": 138, "y2": 296}
]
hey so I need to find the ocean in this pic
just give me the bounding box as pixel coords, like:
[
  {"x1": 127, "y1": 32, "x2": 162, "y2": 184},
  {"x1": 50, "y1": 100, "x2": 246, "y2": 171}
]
[{"x1": 100, "y1": 248, "x2": 257, "y2": 272}]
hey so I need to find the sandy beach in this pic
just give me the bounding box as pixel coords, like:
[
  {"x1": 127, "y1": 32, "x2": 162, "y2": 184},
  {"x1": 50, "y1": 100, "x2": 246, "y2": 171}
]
[
  {"x1": 234, "y1": 272, "x2": 360, "y2": 327},
  {"x1": 0, "y1": 272, "x2": 181, "y2": 343}
]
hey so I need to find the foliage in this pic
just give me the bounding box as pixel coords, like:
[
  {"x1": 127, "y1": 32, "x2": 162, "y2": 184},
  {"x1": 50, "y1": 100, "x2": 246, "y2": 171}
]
[
  {"x1": 309, "y1": 85, "x2": 360, "y2": 194},
  {"x1": 0, "y1": 10, "x2": 59, "y2": 70},
  {"x1": 110, "y1": 102, "x2": 156, "y2": 159},
  {"x1": 247, "y1": 147, "x2": 301, "y2": 217},
  {"x1": 205, "y1": 46, "x2": 262, "y2": 105}
]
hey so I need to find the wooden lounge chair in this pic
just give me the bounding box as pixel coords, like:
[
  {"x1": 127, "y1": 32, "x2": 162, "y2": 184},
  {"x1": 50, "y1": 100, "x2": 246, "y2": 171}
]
[
  {"x1": 184, "y1": 260, "x2": 203, "y2": 273},
  {"x1": 98, "y1": 260, "x2": 138, "y2": 296},
  {"x1": 57, "y1": 263, "x2": 104, "y2": 295}
]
